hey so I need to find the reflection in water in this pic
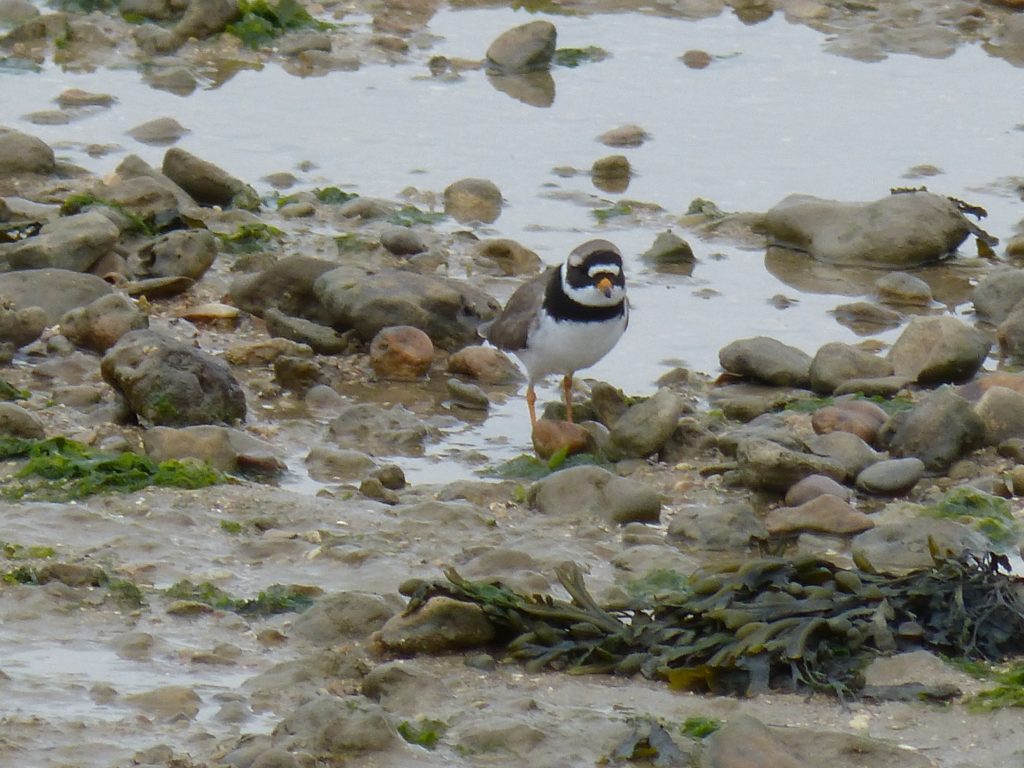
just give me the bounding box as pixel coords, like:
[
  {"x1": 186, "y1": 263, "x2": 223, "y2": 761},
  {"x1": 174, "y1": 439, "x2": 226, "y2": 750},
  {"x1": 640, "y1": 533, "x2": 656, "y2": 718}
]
[
  {"x1": 764, "y1": 246, "x2": 983, "y2": 307},
  {"x1": 485, "y1": 70, "x2": 555, "y2": 107}
]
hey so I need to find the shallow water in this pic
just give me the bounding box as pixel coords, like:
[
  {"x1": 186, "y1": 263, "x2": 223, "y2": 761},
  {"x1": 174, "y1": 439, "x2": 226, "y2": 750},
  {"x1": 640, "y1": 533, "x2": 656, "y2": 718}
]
[{"x1": 4, "y1": 5, "x2": 1024, "y2": 480}]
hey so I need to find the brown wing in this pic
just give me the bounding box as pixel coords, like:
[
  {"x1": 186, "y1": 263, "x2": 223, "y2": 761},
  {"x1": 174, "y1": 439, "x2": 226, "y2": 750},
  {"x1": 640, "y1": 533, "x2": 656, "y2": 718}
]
[{"x1": 484, "y1": 267, "x2": 555, "y2": 352}]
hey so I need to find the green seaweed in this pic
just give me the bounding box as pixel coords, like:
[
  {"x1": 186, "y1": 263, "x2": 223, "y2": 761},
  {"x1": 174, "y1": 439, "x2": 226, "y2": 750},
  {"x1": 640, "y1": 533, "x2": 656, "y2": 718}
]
[
  {"x1": 165, "y1": 579, "x2": 316, "y2": 616},
  {"x1": 685, "y1": 198, "x2": 727, "y2": 219},
  {"x1": 388, "y1": 205, "x2": 446, "y2": 227},
  {"x1": 680, "y1": 715, "x2": 721, "y2": 740},
  {"x1": 315, "y1": 186, "x2": 359, "y2": 205},
  {"x1": 0, "y1": 436, "x2": 224, "y2": 501},
  {"x1": 227, "y1": 0, "x2": 332, "y2": 49},
  {"x1": 60, "y1": 193, "x2": 156, "y2": 235},
  {"x1": 624, "y1": 569, "x2": 692, "y2": 603},
  {"x1": 216, "y1": 221, "x2": 284, "y2": 253},
  {"x1": 335, "y1": 233, "x2": 376, "y2": 253},
  {"x1": 105, "y1": 577, "x2": 146, "y2": 608},
  {"x1": 926, "y1": 487, "x2": 1018, "y2": 546},
  {"x1": 0, "y1": 380, "x2": 30, "y2": 401},
  {"x1": 553, "y1": 46, "x2": 607, "y2": 68},
  {"x1": 484, "y1": 452, "x2": 607, "y2": 481},
  {"x1": 2, "y1": 542, "x2": 56, "y2": 560},
  {"x1": 592, "y1": 202, "x2": 633, "y2": 223},
  {"x1": 397, "y1": 719, "x2": 447, "y2": 749},
  {"x1": 965, "y1": 663, "x2": 1024, "y2": 712},
  {"x1": 220, "y1": 519, "x2": 245, "y2": 535}
]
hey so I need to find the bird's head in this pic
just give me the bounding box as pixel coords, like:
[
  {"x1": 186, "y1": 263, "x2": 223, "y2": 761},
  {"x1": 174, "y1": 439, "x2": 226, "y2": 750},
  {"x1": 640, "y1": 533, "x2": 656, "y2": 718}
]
[{"x1": 563, "y1": 239, "x2": 627, "y2": 307}]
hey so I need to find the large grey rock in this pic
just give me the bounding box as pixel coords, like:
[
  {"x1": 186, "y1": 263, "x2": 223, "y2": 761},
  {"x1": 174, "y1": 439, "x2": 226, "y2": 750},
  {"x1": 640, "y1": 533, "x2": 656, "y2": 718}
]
[
  {"x1": 852, "y1": 519, "x2": 986, "y2": 574},
  {"x1": 162, "y1": 146, "x2": 257, "y2": 210},
  {"x1": 974, "y1": 386, "x2": 1024, "y2": 445},
  {"x1": 442, "y1": 178, "x2": 503, "y2": 225},
  {"x1": 718, "y1": 336, "x2": 812, "y2": 388},
  {"x1": 290, "y1": 592, "x2": 402, "y2": 645},
  {"x1": 0, "y1": 268, "x2": 112, "y2": 323},
  {"x1": 972, "y1": 268, "x2": 1024, "y2": 324},
  {"x1": 326, "y1": 403, "x2": 433, "y2": 456},
  {"x1": 607, "y1": 388, "x2": 686, "y2": 459},
  {"x1": 809, "y1": 342, "x2": 894, "y2": 394},
  {"x1": 0, "y1": 128, "x2": 54, "y2": 175},
  {"x1": 880, "y1": 386, "x2": 984, "y2": 471},
  {"x1": 0, "y1": 303, "x2": 47, "y2": 348},
  {"x1": 887, "y1": 316, "x2": 990, "y2": 384},
  {"x1": 855, "y1": 457, "x2": 925, "y2": 496},
  {"x1": 131, "y1": 230, "x2": 217, "y2": 281},
  {"x1": 1, "y1": 211, "x2": 119, "y2": 273},
  {"x1": 101, "y1": 175, "x2": 180, "y2": 227},
  {"x1": 996, "y1": 302, "x2": 1024, "y2": 360},
  {"x1": 101, "y1": 329, "x2": 247, "y2": 426},
  {"x1": 0, "y1": 402, "x2": 45, "y2": 438},
  {"x1": 314, "y1": 266, "x2": 499, "y2": 351},
  {"x1": 735, "y1": 437, "x2": 847, "y2": 492},
  {"x1": 805, "y1": 429, "x2": 886, "y2": 477},
  {"x1": 485, "y1": 20, "x2": 557, "y2": 73},
  {"x1": 172, "y1": 0, "x2": 240, "y2": 44},
  {"x1": 377, "y1": 596, "x2": 495, "y2": 654},
  {"x1": 667, "y1": 500, "x2": 767, "y2": 550},
  {"x1": 272, "y1": 696, "x2": 399, "y2": 755},
  {"x1": 759, "y1": 191, "x2": 975, "y2": 267},
  {"x1": 528, "y1": 465, "x2": 662, "y2": 525},
  {"x1": 60, "y1": 293, "x2": 149, "y2": 353},
  {"x1": 229, "y1": 255, "x2": 338, "y2": 325},
  {"x1": 143, "y1": 425, "x2": 284, "y2": 474}
]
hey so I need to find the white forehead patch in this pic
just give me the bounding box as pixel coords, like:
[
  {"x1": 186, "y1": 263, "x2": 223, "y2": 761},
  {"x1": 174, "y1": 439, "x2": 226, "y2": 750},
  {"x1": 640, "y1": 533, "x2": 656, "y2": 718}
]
[{"x1": 588, "y1": 263, "x2": 621, "y2": 278}]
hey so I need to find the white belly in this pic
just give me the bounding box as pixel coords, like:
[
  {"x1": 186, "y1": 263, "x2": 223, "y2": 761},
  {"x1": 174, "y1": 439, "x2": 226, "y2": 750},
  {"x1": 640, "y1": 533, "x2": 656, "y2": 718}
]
[{"x1": 515, "y1": 312, "x2": 627, "y2": 382}]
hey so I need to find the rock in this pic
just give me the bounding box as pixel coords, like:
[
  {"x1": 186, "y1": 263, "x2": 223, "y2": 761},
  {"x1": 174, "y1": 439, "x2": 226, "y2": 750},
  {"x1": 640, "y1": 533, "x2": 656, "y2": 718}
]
[
  {"x1": 875, "y1": 271, "x2": 933, "y2": 305},
  {"x1": 703, "y1": 715, "x2": 810, "y2": 768},
  {"x1": 126, "y1": 685, "x2": 201, "y2": 720},
  {"x1": 224, "y1": 337, "x2": 312, "y2": 367},
  {"x1": 171, "y1": 0, "x2": 240, "y2": 44},
  {"x1": 361, "y1": 660, "x2": 453, "y2": 713},
  {"x1": 0, "y1": 303, "x2": 47, "y2": 349},
  {"x1": 369, "y1": 325, "x2": 434, "y2": 380},
  {"x1": 863, "y1": 649, "x2": 976, "y2": 690},
  {"x1": 127, "y1": 116, "x2": 189, "y2": 145},
  {"x1": 0, "y1": 269, "x2": 113, "y2": 324},
  {"x1": 272, "y1": 696, "x2": 399, "y2": 754},
  {"x1": 273, "y1": 355, "x2": 324, "y2": 391},
  {"x1": 486, "y1": 69, "x2": 555, "y2": 108},
  {"x1": 528, "y1": 465, "x2": 662, "y2": 525},
  {"x1": 810, "y1": 398, "x2": 888, "y2": 444},
  {"x1": 974, "y1": 386, "x2": 1024, "y2": 444},
  {"x1": 599, "y1": 124, "x2": 650, "y2": 147},
  {"x1": 249, "y1": 749, "x2": 299, "y2": 768},
  {"x1": 0, "y1": 0, "x2": 39, "y2": 24},
  {"x1": 804, "y1": 430, "x2": 885, "y2": 478},
  {"x1": 377, "y1": 596, "x2": 495, "y2": 653},
  {"x1": 718, "y1": 337, "x2": 812, "y2": 388},
  {"x1": 327, "y1": 403, "x2": 432, "y2": 456},
  {"x1": 880, "y1": 386, "x2": 984, "y2": 471},
  {"x1": 0, "y1": 128, "x2": 54, "y2": 175},
  {"x1": 379, "y1": 226, "x2": 426, "y2": 256},
  {"x1": 55, "y1": 88, "x2": 115, "y2": 108},
  {"x1": 290, "y1": 592, "x2": 401, "y2": 644},
  {"x1": 101, "y1": 176, "x2": 180, "y2": 229},
  {"x1": 0, "y1": 402, "x2": 45, "y2": 438},
  {"x1": 640, "y1": 230, "x2": 695, "y2": 272},
  {"x1": 887, "y1": 315, "x2": 991, "y2": 384},
  {"x1": 485, "y1": 20, "x2": 557, "y2": 73},
  {"x1": 852, "y1": 519, "x2": 986, "y2": 574},
  {"x1": 131, "y1": 230, "x2": 217, "y2": 281},
  {"x1": 442, "y1": 178, "x2": 503, "y2": 224},
  {"x1": 831, "y1": 301, "x2": 903, "y2": 334},
  {"x1": 447, "y1": 345, "x2": 522, "y2": 384},
  {"x1": 313, "y1": 266, "x2": 499, "y2": 350},
  {"x1": 972, "y1": 267, "x2": 1024, "y2": 324},
  {"x1": 101, "y1": 329, "x2": 247, "y2": 426},
  {"x1": 592, "y1": 154, "x2": 630, "y2": 192},
  {"x1": 666, "y1": 500, "x2": 767, "y2": 550},
  {"x1": 304, "y1": 445, "x2": 377, "y2": 482},
  {"x1": 473, "y1": 238, "x2": 542, "y2": 276},
  {"x1": 735, "y1": 438, "x2": 847, "y2": 492},
  {"x1": 229, "y1": 256, "x2": 338, "y2": 324},
  {"x1": 996, "y1": 301, "x2": 1024, "y2": 360},
  {"x1": 1, "y1": 211, "x2": 119, "y2": 273},
  {"x1": 530, "y1": 418, "x2": 592, "y2": 460},
  {"x1": 855, "y1": 457, "x2": 925, "y2": 496},
  {"x1": 809, "y1": 342, "x2": 893, "y2": 394},
  {"x1": 607, "y1": 388, "x2": 686, "y2": 459},
  {"x1": 833, "y1": 375, "x2": 911, "y2": 398},
  {"x1": 143, "y1": 425, "x2": 284, "y2": 474},
  {"x1": 784, "y1": 474, "x2": 852, "y2": 506},
  {"x1": 765, "y1": 494, "x2": 874, "y2": 536},
  {"x1": 162, "y1": 147, "x2": 258, "y2": 210},
  {"x1": 263, "y1": 307, "x2": 352, "y2": 355},
  {"x1": 60, "y1": 293, "x2": 149, "y2": 353},
  {"x1": 446, "y1": 377, "x2": 490, "y2": 410},
  {"x1": 759, "y1": 191, "x2": 975, "y2": 267}
]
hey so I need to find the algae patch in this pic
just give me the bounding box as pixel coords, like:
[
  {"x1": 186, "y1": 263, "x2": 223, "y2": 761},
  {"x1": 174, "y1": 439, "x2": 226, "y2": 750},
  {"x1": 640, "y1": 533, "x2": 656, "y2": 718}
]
[{"x1": 0, "y1": 436, "x2": 225, "y2": 501}]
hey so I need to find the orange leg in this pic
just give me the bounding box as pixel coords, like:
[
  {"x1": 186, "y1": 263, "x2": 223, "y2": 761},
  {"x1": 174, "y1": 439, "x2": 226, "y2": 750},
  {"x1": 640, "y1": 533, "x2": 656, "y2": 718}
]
[
  {"x1": 526, "y1": 384, "x2": 538, "y2": 427},
  {"x1": 562, "y1": 374, "x2": 574, "y2": 423}
]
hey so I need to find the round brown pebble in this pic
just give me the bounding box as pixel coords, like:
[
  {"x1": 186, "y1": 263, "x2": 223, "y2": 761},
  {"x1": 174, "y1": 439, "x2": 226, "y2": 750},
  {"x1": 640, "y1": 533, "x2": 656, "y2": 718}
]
[{"x1": 369, "y1": 325, "x2": 433, "y2": 380}]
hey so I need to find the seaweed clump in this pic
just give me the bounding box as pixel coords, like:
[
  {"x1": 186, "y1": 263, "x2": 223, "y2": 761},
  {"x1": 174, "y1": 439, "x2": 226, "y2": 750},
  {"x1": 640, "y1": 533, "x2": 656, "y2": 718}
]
[
  {"x1": 406, "y1": 549, "x2": 1024, "y2": 698},
  {"x1": 0, "y1": 436, "x2": 225, "y2": 501}
]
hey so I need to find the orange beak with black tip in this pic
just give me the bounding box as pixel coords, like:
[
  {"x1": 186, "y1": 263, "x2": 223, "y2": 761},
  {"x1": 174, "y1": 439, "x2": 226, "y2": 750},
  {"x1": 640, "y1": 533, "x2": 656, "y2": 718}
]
[{"x1": 596, "y1": 276, "x2": 613, "y2": 297}]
